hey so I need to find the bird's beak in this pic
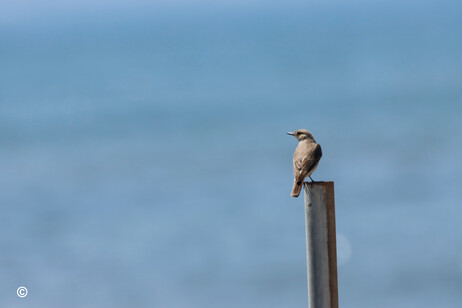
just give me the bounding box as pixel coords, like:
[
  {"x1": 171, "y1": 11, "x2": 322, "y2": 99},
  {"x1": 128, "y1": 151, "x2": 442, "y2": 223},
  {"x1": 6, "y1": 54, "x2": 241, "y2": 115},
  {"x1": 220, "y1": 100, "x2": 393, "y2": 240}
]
[{"x1": 286, "y1": 132, "x2": 294, "y2": 136}]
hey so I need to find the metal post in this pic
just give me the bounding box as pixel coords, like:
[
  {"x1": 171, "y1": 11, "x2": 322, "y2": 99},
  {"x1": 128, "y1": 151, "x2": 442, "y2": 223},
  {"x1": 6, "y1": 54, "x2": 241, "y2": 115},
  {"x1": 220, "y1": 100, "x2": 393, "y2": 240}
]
[{"x1": 303, "y1": 181, "x2": 338, "y2": 308}]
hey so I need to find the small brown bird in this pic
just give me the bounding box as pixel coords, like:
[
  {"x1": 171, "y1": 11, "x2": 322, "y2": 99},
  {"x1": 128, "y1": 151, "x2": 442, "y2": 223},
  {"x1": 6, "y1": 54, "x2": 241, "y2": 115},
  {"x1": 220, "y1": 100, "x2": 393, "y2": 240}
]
[{"x1": 287, "y1": 129, "x2": 322, "y2": 197}]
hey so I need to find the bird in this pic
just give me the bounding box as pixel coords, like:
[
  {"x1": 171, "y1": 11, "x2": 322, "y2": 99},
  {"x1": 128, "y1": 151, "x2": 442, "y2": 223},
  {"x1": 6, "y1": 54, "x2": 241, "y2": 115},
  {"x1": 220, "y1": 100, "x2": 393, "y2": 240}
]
[{"x1": 287, "y1": 129, "x2": 322, "y2": 198}]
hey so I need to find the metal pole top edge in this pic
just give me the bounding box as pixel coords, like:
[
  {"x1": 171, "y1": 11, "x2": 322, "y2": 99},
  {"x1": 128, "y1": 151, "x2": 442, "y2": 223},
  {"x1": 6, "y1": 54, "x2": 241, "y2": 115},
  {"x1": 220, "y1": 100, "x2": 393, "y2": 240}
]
[{"x1": 303, "y1": 181, "x2": 334, "y2": 187}]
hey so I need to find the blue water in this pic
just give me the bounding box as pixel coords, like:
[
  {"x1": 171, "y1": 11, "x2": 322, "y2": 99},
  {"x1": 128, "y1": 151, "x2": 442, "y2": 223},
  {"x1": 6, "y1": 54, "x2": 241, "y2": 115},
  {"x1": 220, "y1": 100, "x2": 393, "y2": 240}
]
[{"x1": 1, "y1": 2, "x2": 462, "y2": 307}]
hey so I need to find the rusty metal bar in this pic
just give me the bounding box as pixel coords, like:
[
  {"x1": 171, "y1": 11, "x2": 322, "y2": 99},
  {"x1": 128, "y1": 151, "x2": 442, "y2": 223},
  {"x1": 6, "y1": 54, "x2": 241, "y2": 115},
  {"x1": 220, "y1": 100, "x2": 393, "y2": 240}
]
[{"x1": 303, "y1": 181, "x2": 338, "y2": 308}]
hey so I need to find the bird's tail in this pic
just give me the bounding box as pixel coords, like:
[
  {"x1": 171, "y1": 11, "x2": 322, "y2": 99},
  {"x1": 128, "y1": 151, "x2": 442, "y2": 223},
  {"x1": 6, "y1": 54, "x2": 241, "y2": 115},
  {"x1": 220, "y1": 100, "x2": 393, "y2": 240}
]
[{"x1": 291, "y1": 180, "x2": 302, "y2": 198}]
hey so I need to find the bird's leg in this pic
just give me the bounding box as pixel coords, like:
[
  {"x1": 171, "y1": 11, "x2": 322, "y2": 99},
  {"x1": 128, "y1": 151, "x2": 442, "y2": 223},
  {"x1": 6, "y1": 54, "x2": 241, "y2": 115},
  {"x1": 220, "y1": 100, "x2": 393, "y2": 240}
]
[{"x1": 309, "y1": 175, "x2": 315, "y2": 182}]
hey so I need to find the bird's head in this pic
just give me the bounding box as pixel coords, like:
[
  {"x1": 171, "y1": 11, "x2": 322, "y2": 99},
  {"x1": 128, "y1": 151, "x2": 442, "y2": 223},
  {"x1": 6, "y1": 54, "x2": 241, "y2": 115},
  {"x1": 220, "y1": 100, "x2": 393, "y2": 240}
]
[{"x1": 287, "y1": 129, "x2": 315, "y2": 142}]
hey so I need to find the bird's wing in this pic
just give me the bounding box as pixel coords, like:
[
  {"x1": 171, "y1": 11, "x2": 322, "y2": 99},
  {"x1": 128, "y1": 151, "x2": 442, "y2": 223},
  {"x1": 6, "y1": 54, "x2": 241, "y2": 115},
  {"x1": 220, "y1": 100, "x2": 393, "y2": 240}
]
[{"x1": 293, "y1": 143, "x2": 322, "y2": 182}]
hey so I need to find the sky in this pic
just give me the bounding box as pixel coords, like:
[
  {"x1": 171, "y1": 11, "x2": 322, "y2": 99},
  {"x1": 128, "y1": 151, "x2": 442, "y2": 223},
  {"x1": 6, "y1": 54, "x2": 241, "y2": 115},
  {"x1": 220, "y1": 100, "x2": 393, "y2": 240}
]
[{"x1": 2, "y1": 0, "x2": 461, "y2": 27}]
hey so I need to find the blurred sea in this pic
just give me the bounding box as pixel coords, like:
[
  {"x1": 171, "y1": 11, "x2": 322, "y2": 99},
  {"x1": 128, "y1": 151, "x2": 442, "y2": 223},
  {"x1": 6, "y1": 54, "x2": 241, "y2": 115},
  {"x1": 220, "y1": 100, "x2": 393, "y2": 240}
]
[{"x1": 1, "y1": 2, "x2": 462, "y2": 307}]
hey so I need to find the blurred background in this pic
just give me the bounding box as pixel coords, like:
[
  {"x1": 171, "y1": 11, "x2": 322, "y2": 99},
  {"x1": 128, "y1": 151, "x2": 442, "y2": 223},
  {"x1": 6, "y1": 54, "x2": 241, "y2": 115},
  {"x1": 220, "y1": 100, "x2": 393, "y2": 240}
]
[{"x1": 1, "y1": 0, "x2": 462, "y2": 307}]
